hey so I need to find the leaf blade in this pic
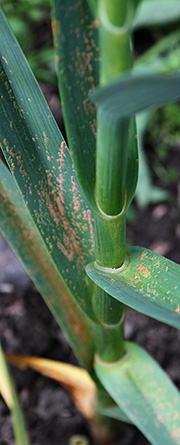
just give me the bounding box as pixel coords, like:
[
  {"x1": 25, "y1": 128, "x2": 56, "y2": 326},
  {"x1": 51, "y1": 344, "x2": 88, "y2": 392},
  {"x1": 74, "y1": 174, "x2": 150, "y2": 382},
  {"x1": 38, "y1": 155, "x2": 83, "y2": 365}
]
[
  {"x1": 86, "y1": 246, "x2": 180, "y2": 329},
  {"x1": 0, "y1": 160, "x2": 95, "y2": 369},
  {"x1": 0, "y1": 344, "x2": 30, "y2": 445},
  {"x1": 6, "y1": 354, "x2": 96, "y2": 420},
  {"x1": 0, "y1": 7, "x2": 96, "y2": 321},
  {"x1": 95, "y1": 341, "x2": 180, "y2": 444},
  {"x1": 52, "y1": 0, "x2": 99, "y2": 207},
  {"x1": 134, "y1": 0, "x2": 180, "y2": 29},
  {"x1": 91, "y1": 72, "x2": 180, "y2": 120}
]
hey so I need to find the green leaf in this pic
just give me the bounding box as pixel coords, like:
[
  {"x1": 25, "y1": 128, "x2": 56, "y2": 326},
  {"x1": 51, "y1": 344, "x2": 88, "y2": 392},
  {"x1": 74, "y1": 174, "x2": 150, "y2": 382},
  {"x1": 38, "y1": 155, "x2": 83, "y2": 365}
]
[
  {"x1": 91, "y1": 72, "x2": 180, "y2": 120},
  {"x1": 0, "y1": 160, "x2": 95, "y2": 370},
  {"x1": 133, "y1": 0, "x2": 180, "y2": 28},
  {"x1": 95, "y1": 341, "x2": 180, "y2": 444},
  {"x1": 52, "y1": 0, "x2": 99, "y2": 208},
  {"x1": 0, "y1": 7, "x2": 96, "y2": 321},
  {"x1": 98, "y1": 406, "x2": 131, "y2": 424},
  {"x1": 86, "y1": 246, "x2": 180, "y2": 329},
  {"x1": 0, "y1": 344, "x2": 30, "y2": 445},
  {"x1": 91, "y1": 72, "x2": 180, "y2": 212}
]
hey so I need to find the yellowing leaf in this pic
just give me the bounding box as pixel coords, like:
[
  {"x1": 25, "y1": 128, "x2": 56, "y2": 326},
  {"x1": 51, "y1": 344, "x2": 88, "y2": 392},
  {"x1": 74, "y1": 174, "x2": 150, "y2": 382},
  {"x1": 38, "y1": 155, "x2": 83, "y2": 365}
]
[{"x1": 6, "y1": 354, "x2": 96, "y2": 420}]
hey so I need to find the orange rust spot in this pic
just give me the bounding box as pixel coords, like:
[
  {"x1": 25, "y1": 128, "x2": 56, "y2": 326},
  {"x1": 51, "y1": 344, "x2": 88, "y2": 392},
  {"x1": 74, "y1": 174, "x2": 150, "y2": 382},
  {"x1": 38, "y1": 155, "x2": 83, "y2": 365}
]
[
  {"x1": 2, "y1": 56, "x2": 8, "y2": 64},
  {"x1": 93, "y1": 20, "x2": 99, "y2": 28},
  {"x1": 175, "y1": 305, "x2": 180, "y2": 313},
  {"x1": 111, "y1": 279, "x2": 115, "y2": 283},
  {"x1": 71, "y1": 176, "x2": 80, "y2": 212},
  {"x1": 83, "y1": 210, "x2": 88, "y2": 221},
  {"x1": 134, "y1": 276, "x2": 139, "y2": 282},
  {"x1": 52, "y1": 19, "x2": 58, "y2": 33}
]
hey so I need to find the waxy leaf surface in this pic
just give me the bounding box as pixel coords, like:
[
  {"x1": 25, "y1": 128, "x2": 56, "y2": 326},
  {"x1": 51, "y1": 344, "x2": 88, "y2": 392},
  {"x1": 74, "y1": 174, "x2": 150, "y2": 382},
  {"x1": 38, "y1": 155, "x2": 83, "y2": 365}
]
[
  {"x1": 98, "y1": 406, "x2": 131, "y2": 424},
  {"x1": 95, "y1": 342, "x2": 180, "y2": 444},
  {"x1": 134, "y1": 0, "x2": 180, "y2": 29},
  {"x1": 91, "y1": 72, "x2": 180, "y2": 120},
  {"x1": 86, "y1": 247, "x2": 180, "y2": 328},
  {"x1": 0, "y1": 161, "x2": 95, "y2": 369},
  {"x1": 0, "y1": 8, "x2": 96, "y2": 321},
  {"x1": 52, "y1": 0, "x2": 99, "y2": 208}
]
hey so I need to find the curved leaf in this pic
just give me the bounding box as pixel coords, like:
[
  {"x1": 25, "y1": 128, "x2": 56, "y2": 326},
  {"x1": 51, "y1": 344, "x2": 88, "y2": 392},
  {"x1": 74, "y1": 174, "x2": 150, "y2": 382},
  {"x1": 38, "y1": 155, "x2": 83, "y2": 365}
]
[
  {"x1": 52, "y1": 0, "x2": 99, "y2": 208},
  {"x1": 0, "y1": 160, "x2": 95, "y2": 369},
  {"x1": 91, "y1": 72, "x2": 180, "y2": 120},
  {"x1": 95, "y1": 342, "x2": 180, "y2": 444},
  {"x1": 134, "y1": 0, "x2": 180, "y2": 29},
  {"x1": 86, "y1": 246, "x2": 180, "y2": 329},
  {"x1": 0, "y1": 344, "x2": 30, "y2": 445},
  {"x1": 0, "y1": 7, "x2": 96, "y2": 321},
  {"x1": 98, "y1": 406, "x2": 131, "y2": 424},
  {"x1": 6, "y1": 353, "x2": 96, "y2": 420}
]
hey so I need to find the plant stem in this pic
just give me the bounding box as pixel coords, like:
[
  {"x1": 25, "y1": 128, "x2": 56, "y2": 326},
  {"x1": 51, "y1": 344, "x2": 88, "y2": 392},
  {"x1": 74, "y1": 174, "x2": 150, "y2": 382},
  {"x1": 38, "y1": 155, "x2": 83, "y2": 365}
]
[
  {"x1": 96, "y1": 110, "x2": 129, "y2": 215},
  {"x1": 92, "y1": 0, "x2": 134, "y2": 363},
  {"x1": 98, "y1": 0, "x2": 133, "y2": 84},
  {"x1": 93, "y1": 211, "x2": 126, "y2": 361},
  {"x1": 94, "y1": 212, "x2": 126, "y2": 268}
]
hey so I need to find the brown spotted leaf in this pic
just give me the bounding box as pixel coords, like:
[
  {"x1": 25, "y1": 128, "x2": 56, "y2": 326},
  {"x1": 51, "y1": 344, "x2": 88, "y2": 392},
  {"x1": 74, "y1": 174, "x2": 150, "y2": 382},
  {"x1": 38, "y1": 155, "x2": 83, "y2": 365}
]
[
  {"x1": 95, "y1": 341, "x2": 180, "y2": 444},
  {"x1": 86, "y1": 246, "x2": 180, "y2": 328},
  {"x1": 0, "y1": 7, "x2": 96, "y2": 321},
  {"x1": 52, "y1": 0, "x2": 99, "y2": 208},
  {"x1": 0, "y1": 161, "x2": 95, "y2": 369}
]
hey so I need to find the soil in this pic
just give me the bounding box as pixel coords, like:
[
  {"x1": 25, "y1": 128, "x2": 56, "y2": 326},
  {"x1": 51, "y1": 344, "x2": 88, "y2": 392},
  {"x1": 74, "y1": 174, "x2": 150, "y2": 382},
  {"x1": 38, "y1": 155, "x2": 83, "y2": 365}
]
[{"x1": 1, "y1": 14, "x2": 180, "y2": 445}]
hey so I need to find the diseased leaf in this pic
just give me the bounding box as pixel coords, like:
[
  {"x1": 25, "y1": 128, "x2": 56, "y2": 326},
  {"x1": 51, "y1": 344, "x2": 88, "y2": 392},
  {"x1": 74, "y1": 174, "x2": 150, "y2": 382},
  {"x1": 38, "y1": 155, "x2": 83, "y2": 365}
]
[
  {"x1": 52, "y1": 0, "x2": 99, "y2": 208},
  {"x1": 95, "y1": 342, "x2": 180, "y2": 445},
  {"x1": 6, "y1": 354, "x2": 96, "y2": 420},
  {"x1": 0, "y1": 7, "x2": 96, "y2": 321},
  {"x1": 0, "y1": 160, "x2": 95, "y2": 369},
  {"x1": 86, "y1": 246, "x2": 180, "y2": 329}
]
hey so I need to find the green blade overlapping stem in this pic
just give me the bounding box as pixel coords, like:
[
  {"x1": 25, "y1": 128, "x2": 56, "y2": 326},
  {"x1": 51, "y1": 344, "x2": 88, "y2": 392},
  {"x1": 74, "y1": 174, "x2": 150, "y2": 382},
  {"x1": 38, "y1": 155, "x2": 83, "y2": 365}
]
[
  {"x1": 95, "y1": 342, "x2": 180, "y2": 444},
  {"x1": 0, "y1": 161, "x2": 95, "y2": 369},
  {"x1": 91, "y1": 72, "x2": 180, "y2": 120},
  {"x1": 86, "y1": 246, "x2": 180, "y2": 329},
  {"x1": 91, "y1": 72, "x2": 180, "y2": 212},
  {"x1": 52, "y1": 0, "x2": 99, "y2": 208},
  {"x1": 0, "y1": 7, "x2": 96, "y2": 321}
]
